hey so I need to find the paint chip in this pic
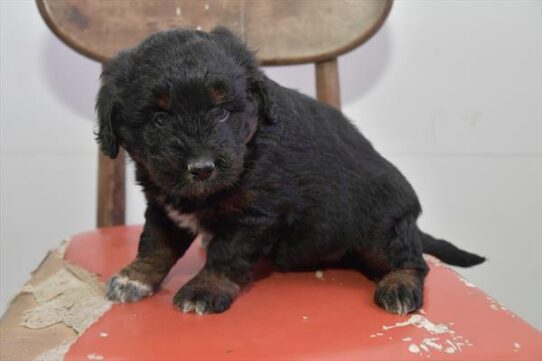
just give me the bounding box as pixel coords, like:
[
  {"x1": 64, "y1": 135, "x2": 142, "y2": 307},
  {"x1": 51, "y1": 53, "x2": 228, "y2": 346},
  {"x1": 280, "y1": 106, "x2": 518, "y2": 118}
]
[
  {"x1": 21, "y1": 267, "x2": 111, "y2": 334},
  {"x1": 408, "y1": 344, "x2": 421, "y2": 354},
  {"x1": 458, "y1": 276, "x2": 476, "y2": 288},
  {"x1": 176, "y1": 7, "x2": 181, "y2": 16},
  {"x1": 377, "y1": 314, "x2": 471, "y2": 357},
  {"x1": 87, "y1": 354, "x2": 104, "y2": 360},
  {"x1": 302, "y1": 316, "x2": 308, "y2": 320},
  {"x1": 99, "y1": 332, "x2": 108, "y2": 337},
  {"x1": 34, "y1": 340, "x2": 74, "y2": 361},
  {"x1": 315, "y1": 270, "x2": 324, "y2": 280},
  {"x1": 382, "y1": 314, "x2": 449, "y2": 334}
]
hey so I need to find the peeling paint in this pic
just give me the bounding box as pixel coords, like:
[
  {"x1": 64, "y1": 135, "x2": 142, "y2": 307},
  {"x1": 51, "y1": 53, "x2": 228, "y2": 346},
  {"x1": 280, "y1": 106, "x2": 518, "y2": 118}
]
[
  {"x1": 33, "y1": 340, "x2": 74, "y2": 361},
  {"x1": 486, "y1": 295, "x2": 511, "y2": 313},
  {"x1": 87, "y1": 354, "x2": 104, "y2": 360},
  {"x1": 408, "y1": 344, "x2": 420, "y2": 353},
  {"x1": 372, "y1": 314, "x2": 472, "y2": 357},
  {"x1": 382, "y1": 315, "x2": 449, "y2": 334},
  {"x1": 458, "y1": 277, "x2": 476, "y2": 288},
  {"x1": 315, "y1": 270, "x2": 324, "y2": 280},
  {"x1": 21, "y1": 267, "x2": 111, "y2": 333}
]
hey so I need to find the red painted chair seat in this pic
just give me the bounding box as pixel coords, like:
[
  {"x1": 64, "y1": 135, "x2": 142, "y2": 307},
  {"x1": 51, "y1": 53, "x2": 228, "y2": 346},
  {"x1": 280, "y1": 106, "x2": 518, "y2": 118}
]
[{"x1": 63, "y1": 226, "x2": 541, "y2": 360}]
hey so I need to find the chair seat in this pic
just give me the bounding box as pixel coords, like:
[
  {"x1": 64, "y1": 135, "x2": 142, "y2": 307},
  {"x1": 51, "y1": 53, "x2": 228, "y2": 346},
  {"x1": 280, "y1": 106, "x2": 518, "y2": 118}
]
[{"x1": 5, "y1": 226, "x2": 542, "y2": 360}]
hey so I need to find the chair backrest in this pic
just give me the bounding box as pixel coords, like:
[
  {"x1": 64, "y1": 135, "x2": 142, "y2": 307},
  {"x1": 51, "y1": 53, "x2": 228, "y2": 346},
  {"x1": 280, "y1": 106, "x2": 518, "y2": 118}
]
[{"x1": 37, "y1": 0, "x2": 392, "y2": 227}]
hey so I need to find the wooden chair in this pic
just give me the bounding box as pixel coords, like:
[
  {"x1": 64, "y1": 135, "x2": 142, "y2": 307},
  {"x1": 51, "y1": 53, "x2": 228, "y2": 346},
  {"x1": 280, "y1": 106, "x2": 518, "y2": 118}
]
[
  {"x1": 1, "y1": 1, "x2": 539, "y2": 360},
  {"x1": 37, "y1": 0, "x2": 393, "y2": 229}
]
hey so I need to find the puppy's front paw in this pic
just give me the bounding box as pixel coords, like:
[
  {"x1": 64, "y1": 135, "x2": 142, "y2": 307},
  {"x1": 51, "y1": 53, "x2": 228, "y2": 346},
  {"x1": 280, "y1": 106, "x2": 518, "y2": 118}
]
[
  {"x1": 106, "y1": 274, "x2": 154, "y2": 303},
  {"x1": 173, "y1": 270, "x2": 240, "y2": 315},
  {"x1": 374, "y1": 270, "x2": 424, "y2": 315}
]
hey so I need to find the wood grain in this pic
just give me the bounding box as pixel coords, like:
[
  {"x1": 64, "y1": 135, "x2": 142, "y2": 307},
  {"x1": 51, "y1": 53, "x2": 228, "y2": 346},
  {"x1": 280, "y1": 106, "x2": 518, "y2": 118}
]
[
  {"x1": 37, "y1": 0, "x2": 392, "y2": 65},
  {"x1": 97, "y1": 149, "x2": 125, "y2": 227},
  {"x1": 316, "y1": 58, "x2": 341, "y2": 109},
  {"x1": 37, "y1": 0, "x2": 392, "y2": 226}
]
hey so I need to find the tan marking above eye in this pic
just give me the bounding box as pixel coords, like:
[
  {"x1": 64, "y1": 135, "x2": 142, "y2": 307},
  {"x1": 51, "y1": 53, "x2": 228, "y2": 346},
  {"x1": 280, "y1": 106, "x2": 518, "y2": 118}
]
[
  {"x1": 210, "y1": 88, "x2": 225, "y2": 103},
  {"x1": 158, "y1": 91, "x2": 171, "y2": 111}
]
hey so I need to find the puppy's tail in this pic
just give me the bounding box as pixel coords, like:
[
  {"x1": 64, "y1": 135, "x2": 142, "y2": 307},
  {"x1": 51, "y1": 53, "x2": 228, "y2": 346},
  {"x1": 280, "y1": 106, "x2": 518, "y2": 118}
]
[{"x1": 419, "y1": 231, "x2": 485, "y2": 267}]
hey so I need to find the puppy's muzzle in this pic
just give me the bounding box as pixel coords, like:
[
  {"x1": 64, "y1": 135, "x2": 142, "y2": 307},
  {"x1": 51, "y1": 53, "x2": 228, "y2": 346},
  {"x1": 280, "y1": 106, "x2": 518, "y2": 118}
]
[{"x1": 188, "y1": 159, "x2": 215, "y2": 181}]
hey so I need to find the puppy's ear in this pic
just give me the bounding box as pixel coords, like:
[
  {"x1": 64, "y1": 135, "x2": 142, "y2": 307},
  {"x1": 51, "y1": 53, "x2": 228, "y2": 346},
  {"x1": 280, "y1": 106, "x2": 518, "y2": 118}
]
[
  {"x1": 95, "y1": 53, "x2": 131, "y2": 159},
  {"x1": 210, "y1": 26, "x2": 237, "y2": 41},
  {"x1": 211, "y1": 26, "x2": 278, "y2": 123},
  {"x1": 250, "y1": 74, "x2": 279, "y2": 124}
]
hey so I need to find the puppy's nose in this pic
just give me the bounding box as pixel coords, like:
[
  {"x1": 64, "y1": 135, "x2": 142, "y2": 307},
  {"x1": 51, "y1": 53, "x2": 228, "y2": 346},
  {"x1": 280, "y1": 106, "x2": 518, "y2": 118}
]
[{"x1": 187, "y1": 159, "x2": 215, "y2": 181}]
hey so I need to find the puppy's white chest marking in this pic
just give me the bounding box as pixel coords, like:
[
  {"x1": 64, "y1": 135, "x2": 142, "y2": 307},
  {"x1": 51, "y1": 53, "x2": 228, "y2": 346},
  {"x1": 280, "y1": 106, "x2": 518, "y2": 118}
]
[
  {"x1": 165, "y1": 205, "x2": 213, "y2": 247},
  {"x1": 166, "y1": 207, "x2": 199, "y2": 234}
]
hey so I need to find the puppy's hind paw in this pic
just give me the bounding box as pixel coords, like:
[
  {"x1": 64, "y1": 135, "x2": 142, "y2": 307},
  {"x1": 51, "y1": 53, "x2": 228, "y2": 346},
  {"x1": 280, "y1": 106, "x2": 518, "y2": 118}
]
[
  {"x1": 105, "y1": 274, "x2": 154, "y2": 303},
  {"x1": 375, "y1": 284, "x2": 421, "y2": 315},
  {"x1": 374, "y1": 269, "x2": 424, "y2": 315}
]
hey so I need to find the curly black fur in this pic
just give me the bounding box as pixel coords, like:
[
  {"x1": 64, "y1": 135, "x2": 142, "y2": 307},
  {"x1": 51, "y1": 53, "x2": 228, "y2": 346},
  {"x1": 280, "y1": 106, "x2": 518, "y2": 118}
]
[{"x1": 96, "y1": 27, "x2": 485, "y2": 315}]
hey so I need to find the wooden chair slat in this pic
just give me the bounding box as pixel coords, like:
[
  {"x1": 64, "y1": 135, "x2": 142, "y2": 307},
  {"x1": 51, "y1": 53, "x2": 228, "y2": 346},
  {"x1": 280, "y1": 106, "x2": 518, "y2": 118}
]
[
  {"x1": 37, "y1": 0, "x2": 392, "y2": 226},
  {"x1": 37, "y1": 0, "x2": 392, "y2": 65}
]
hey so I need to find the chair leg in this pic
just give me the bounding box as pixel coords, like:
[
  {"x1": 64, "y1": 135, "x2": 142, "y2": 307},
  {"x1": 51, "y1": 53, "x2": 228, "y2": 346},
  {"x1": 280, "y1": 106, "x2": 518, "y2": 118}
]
[
  {"x1": 97, "y1": 148, "x2": 125, "y2": 227},
  {"x1": 315, "y1": 58, "x2": 341, "y2": 109}
]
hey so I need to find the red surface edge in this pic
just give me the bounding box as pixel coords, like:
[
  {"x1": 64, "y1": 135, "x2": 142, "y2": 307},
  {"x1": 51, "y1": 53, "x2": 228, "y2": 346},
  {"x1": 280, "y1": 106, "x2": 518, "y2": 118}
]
[{"x1": 63, "y1": 226, "x2": 542, "y2": 360}]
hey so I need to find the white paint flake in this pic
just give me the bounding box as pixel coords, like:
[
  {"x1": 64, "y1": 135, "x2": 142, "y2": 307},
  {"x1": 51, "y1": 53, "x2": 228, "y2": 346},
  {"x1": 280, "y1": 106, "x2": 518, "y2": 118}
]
[
  {"x1": 485, "y1": 295, "x2": 513, "y2": 314},
  {"x1": 315, "y1": 270, "x2": 324, "y2": 280},
  {"x1": 87, "y1": 354, "x2": 104, "y2": 360},
  {"x1": 99, "y1": 332, "x2": 108, "y2": 337},
  {"x1": 371, "y1": 313, "x2": 472, "y2": 357},
  {"x1": 408, "y1": 344, "x2": 421, "y2": 354},
  {"x1": 458, "y1": 276, "x2": 476, "y2": 288},
  {"x1": 422, "y1": 338, "x2": 443, "y2": 351},
  {"x1": 382, "y1": 315, "x2": 449, "y2": 334}
]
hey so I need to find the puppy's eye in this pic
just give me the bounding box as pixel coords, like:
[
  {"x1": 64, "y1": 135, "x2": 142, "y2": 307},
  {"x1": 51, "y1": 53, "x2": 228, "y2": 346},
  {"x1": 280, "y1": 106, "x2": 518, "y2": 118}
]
[
  {"x1": 152, "y1": 112, "x2": 168, "y2": 126},
  {"x1": 215, "y1": 108, "x2": 230, "y2": 123}
]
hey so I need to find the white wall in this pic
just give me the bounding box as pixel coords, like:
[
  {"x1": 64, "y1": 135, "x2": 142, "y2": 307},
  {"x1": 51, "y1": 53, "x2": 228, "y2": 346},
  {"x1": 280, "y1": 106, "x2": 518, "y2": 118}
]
[{"x1": 1, "y1": 0, "x2": 540, "y2": 329}]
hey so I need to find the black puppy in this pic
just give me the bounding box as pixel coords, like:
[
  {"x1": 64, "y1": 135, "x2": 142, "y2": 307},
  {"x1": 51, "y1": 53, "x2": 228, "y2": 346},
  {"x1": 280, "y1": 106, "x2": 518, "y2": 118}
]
[{"x1": 96, "y1": 27, "x2": 484, "y2": 315}]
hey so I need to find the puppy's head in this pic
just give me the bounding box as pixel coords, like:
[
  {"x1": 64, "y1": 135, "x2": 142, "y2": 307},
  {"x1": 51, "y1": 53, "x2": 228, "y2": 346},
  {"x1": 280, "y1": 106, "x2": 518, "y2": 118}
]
[{"x1": 96, "y1": 27, "x2": 274, "y2": 199}]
